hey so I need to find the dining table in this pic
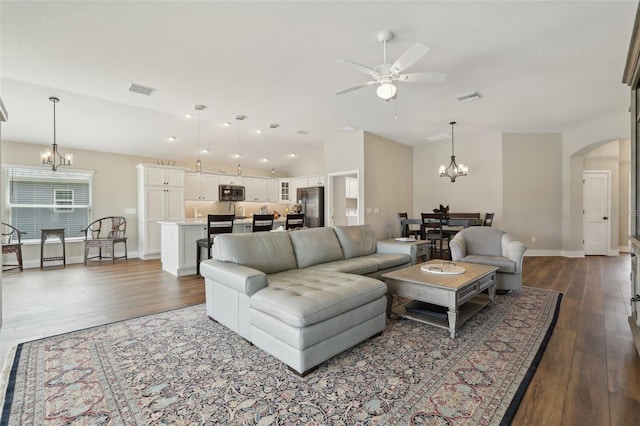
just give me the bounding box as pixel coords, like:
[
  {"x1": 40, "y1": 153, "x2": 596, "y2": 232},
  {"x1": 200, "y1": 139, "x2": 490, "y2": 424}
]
[{"x1": 400, "y1": 216, "x2": 484, "y2": 238}]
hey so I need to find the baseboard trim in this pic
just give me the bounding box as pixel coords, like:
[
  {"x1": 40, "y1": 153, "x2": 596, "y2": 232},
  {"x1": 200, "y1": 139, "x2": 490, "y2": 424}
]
[{"x1": 524, "y1": 250, "x2": 585, "y2": 258}]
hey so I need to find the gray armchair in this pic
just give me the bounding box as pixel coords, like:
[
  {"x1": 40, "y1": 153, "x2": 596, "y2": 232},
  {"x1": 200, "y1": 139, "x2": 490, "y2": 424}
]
[{"x1": 449, "y1": 227, "x2": 526, "y2": 291}]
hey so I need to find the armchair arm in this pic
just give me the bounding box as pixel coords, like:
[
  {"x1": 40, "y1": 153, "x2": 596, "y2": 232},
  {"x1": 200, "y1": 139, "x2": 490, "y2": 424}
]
[
  {"x1": 502, "y1": 234, "x2": 527, "y2": 273},
  {"x1": 376, "y1": 240, "x2": 413, "y2": 256},
  {"x1": 449, "y1": 235, "x2": 467, "y2": 261},
  {"x1": 199, "y1": 259, "x2": 268, "y2": 297}
]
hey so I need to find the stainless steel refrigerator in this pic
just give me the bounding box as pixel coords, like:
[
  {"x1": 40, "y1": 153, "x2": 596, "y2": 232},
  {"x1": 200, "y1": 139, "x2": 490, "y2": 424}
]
[{"x1": 296, "y1": 186, "x2": 325, "y2": 228}]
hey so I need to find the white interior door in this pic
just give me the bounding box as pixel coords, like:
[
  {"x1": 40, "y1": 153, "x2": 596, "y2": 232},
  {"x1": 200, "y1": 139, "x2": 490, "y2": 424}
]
[{"x1": 583, "y1": 170, "x2": 610, "y2": 255}]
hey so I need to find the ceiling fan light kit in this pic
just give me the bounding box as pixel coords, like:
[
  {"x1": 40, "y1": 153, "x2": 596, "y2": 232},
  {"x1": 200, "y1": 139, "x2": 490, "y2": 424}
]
[{"x1": 336, "y1": 30, "x2": 446, "y2": 101}]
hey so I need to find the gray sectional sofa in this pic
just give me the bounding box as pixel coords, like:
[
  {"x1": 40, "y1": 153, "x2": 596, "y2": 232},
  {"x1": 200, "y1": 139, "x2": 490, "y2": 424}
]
[{"x1": 199, "y1": 225, "x2": 412, "y2": 375}]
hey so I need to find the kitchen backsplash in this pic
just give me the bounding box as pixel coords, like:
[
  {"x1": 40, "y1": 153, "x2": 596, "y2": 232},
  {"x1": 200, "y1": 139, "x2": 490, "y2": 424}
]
[{"x1": 185, "y1": 200, "x2": 293, "y2": 219}]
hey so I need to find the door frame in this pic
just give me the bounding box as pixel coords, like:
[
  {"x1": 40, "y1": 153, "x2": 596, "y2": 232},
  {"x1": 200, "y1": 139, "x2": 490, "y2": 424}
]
[
  {"x1": 327, "y1": 170, "x2": 360, "y2": 227},
  {"x1": 583, "y1": 169, "x2": 612, "y2": 255}
]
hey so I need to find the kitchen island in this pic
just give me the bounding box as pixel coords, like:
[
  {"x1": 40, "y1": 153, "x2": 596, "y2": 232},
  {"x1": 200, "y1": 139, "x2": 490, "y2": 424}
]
[{"x1": 159, "y1": 218, "x2": 286, "y2": 276}]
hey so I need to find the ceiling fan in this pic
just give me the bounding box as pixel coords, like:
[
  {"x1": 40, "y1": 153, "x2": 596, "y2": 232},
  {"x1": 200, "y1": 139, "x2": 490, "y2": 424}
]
[{"x1": 335, "y1": 30, "x2": 446, "y2": 100}]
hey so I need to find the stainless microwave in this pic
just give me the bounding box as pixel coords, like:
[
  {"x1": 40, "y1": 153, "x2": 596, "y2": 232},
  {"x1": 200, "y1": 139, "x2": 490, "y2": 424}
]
[{"x1": 219, "y1": 185, "x2": 245, "y2": 201}]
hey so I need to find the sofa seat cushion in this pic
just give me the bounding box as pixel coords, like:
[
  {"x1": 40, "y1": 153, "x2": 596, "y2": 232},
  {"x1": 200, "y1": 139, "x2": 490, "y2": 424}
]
[
  {"x1": 305, "y1": 257, "x2": 379, "y2": 275},
  {"x1": 367, "y1": 253, "x2": 411, "y2": 270},
  {"x1": 250, "y1": 270, "x2": 387, "y2": 327},
  {"x1": 289, "y1": 227, "x2": 345, "y2": 268},
  {"x1": 461, "y1": 255, "x2": 517, "y2": 273}
]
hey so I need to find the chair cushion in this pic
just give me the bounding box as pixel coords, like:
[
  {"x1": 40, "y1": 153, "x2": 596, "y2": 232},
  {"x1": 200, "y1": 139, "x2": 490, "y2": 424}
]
[
  {"x1": 250, "y1": 269, "x2": 387, "y2": 327},
  {"x1": 461, "y1": 255, "x2": 516, "y2": 273},
  {"x1": 334, "y1": 225, "x2": 377, "y2": 259},
  {"x1": 289, "y1": 227, "x2": 345, "y2": 268},
  {"x1": 212, "y1": 232, "x2": 297, "y2": 274}
]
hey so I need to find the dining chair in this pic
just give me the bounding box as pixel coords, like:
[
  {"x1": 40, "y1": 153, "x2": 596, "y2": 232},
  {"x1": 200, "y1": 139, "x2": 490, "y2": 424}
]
[
  {"x1": 2, "y1": 223, "x2": 26, "y2": 272},
  {"x1": 252, "y1": 214, "x2": 274, "y2": 232},
  {"x1": 285, "y1": 213, "x2": 305, "y2": 230},
  {"x1": 82, "y1": 216, "x2": 128, "y2": 265},
  {"x1": 398, "y1": 212, "x2": 421, "y2": 239},
  {"x1": 483, "y1": 212, "x2": 495, "y2": 227},
  {"x1": 421, "y1": 212, "x2": 451, "y2": 259},
  {"x1": 196, "y1": 214, "x2": 235, "y2": 274}
]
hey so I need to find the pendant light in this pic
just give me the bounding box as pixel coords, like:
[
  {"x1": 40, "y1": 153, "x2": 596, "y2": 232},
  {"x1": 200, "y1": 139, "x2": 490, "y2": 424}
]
[
  {"x1": 194, "y1": 104, "x2": 206, "y2": 173},
  {"x1": 41, "y1": 97, "x2": 73, "y2": 171},
  {"x1": 269, "y1": 123, "x2": 279, "y2": 179},
  {"x1": 235, "y1": 115, "x2": 245, "y2": 175},
  {"x1": 439, "y1": 121, "x2": 468, "y2": 182}
]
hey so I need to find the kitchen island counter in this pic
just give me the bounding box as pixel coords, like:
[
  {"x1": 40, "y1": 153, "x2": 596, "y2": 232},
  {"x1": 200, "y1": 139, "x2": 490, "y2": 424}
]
[{"x1": 159, "y1": 218, "x2": 286, "y2": 276}]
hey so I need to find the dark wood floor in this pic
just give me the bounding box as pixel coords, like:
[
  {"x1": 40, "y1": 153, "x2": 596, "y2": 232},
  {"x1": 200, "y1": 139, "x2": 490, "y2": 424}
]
[{"x1": 1, "y1": 256, "x2": 639, "y2": 425}]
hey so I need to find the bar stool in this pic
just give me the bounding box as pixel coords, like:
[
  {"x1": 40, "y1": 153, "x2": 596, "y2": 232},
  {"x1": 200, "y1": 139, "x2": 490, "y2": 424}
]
[{"x1": 41, "y1": 228, "x2": 66, "y2": 269}]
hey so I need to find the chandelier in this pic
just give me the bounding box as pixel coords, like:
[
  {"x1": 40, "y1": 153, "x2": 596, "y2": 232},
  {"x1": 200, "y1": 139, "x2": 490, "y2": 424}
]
[
  {"x1": 439, "y1": 121, "x2": 468, "y2": 182},
  {"x1": 41, "y1": 97, "x2": 73, "y2": 171}
]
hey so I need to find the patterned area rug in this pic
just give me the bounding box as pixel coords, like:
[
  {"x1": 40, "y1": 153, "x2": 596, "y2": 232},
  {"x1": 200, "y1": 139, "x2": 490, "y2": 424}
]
[{"x1": 1, "y1": 287, "x2": 561, "y2": 425}]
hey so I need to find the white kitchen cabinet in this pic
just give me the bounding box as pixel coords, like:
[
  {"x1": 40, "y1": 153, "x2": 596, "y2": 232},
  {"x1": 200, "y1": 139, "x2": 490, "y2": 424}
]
[
  {"x1": 244, "y1": 177, "x2": 268, "y2": 202},
  {"x1": 267, "y1": 179, "x2": 279, "y2": 203},
  {"x1": 346, "y1": 177, "x2": 358, "y2": 199},
  {"x1": 308, "y1": 175, "x2": 325, "y2": 186},
  {"x1": 185, "y1": 172, "x2": 218, "y2": 201},
  {"x1": 136, "y1": 164, "x2": 186, "y2": 259},
  {"x1": 279, "y1": 179, "x2": 292, "y2": 203},
  {"x1": 218, "y1": 175, "x2": 244, "y2": 186},
  {"x1": 291, "y1": 177, "x2": 309, "y2": 203}
]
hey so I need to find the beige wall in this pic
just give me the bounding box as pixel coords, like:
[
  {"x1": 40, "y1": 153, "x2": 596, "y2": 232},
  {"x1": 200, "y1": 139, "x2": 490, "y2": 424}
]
[
  {"x1": 503, "y1": 133, "x2": 563, "y2": 250},
  {"x1": 363, "y1": 132, "x2": 413, "y2": 239},
  {"x1": 413, "y1": 131, "x2": 502, "y2": 227}
]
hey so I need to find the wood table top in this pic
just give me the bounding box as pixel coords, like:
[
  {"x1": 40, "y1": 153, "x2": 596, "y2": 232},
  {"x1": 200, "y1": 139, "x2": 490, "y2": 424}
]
[{"x1": 381, "y1": 260, "x2": 498, "y2": 290}]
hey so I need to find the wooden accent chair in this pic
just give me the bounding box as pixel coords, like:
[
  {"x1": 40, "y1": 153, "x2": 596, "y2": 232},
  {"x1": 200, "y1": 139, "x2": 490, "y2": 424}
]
[
  {"x1": 483, "y1": 212, "x2": 495, "y2": 227},
  {"x1": 421, "y1": 212, "x2": 451, "y2": 259},
  {"x1": 82, "y1": 216, "x2": 128, "y2": 265},
  {"x1": 2, "y1": 223, "x2": 26, "y2": 272},
  {"x1": 252, "y1": 214, "x2": 275, "y2": 232},
  {"x1": 285, "y1": 213, "x2": 305, "y2": 230},
  {"x1": 196, "y1": 214, "x2": 235, "y2": 275},
  {"x1": 398, "y1": 212, "x2": 421, "y2": 239}
]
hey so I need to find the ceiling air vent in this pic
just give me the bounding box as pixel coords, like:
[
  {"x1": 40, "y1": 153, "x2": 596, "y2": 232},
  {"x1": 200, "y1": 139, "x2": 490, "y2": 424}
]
[
  {"x1": 128, "y1": 83, "x2": 156, "y2": 96},
  {"x1": 454, "y1": 90, "x2": 483, "y2": 103}
]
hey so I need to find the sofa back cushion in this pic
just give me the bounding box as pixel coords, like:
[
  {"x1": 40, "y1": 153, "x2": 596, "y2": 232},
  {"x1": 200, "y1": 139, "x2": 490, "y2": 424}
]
[
  {"x1": 289, "y1": 227, "x2": 345, "y2": 268},
  {"x1": 334, "y1": 225, "x2": 377, "y2": 259},
  {"x1": 212, "y1": 232, "x2": 297, "y2": 274},
  {"x1": 459, "y1": 227, "x2": 505, "y2": 257}
]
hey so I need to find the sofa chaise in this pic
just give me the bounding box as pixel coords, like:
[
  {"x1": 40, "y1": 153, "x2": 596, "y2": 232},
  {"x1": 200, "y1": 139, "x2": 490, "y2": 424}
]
[
  {"x1": 449, "y1": 227, "x2": 527, "y2": 291},
  {"x1": 199, "y1": 225, "x2": 412, "y2": 375}
]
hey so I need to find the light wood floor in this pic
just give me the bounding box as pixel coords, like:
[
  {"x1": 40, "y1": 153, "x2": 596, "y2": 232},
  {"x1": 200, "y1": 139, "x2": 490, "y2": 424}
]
[{"x1": 1, "y1": 256, "x2": 639, "y2": 425}]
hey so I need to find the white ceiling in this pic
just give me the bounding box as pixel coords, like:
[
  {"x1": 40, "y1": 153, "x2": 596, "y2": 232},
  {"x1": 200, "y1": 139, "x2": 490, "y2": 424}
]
[{"x1": 0, "y1": 1, "x2": 636, "y2": 174}]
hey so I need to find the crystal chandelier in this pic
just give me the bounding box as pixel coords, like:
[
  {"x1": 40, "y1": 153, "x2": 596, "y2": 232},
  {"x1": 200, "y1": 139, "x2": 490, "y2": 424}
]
[
  {"x1": 41, "y1": 97, "x2": 73, "y2": 172},
  {"x1": 439, "y1": 121, "x2": 468, "y2": 182}
]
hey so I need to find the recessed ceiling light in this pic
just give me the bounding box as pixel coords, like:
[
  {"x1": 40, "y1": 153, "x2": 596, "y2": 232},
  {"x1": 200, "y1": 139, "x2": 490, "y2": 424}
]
[
  {"x1": 288, "y1": 153, "x2": 297, "y2": 158},
  {"x1": 296, "y1": 130, "x2": 308, "y2": 135},
  {"x1": 168, "y1": 136, "x2": 177, "y2": 142},
  {"x1": 261, "y1": 158, "x2": 269, "y2": 162},
  {"x1": 425, "y1": 133, "x2": 451, "y2": 142},
  {"x1": 340, "y1": 125, "x2": 357, "y2": 132},
  {"x1": 201, "y1": 149, "x2": 209, "y2": 154},
  {"x1": 233, "y1": 153, "x2": 241, "y2": 158},
  {"x1": 185, "y1": 113, "x2": 193, "y2": 118},
  {"x1": 223, "y1": 122, "x2": 232, "y2": 127},
  {"x1": 256, "y1": 129, "x2": 263, "y2": 134}
]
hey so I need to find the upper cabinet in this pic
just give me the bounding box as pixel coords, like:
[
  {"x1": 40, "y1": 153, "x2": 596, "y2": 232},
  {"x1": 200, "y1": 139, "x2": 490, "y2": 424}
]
[
  {"x1": 244, "y1": 177, "x2": 268, "y2": 202},
  {"x1": 267, "y1": 179, "x2": 280, "y2": 203},
  {"x1": 185, "y1": 172, "x2": 218, "y2": 201},
  {"x1": 279, "y1": 179, "x2": 291, "y2": 203},
  {"x1": 345, "y1": 177, "x2": 358, "y2": 199},
  {"x1": 308, "y1": 175, "x2": 326, "y2": 187},
  {"x1": 219, "y1": 175, "x2": 244, "y2": 186},
  {"x1": 144, "y1": 165, "x2": 185, "y2": 187}
]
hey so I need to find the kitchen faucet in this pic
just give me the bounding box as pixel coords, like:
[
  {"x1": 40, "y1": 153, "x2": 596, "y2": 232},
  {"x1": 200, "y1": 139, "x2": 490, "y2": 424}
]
[{"x1": 228, "y1": 202, "x2": 235, "y2": 216}]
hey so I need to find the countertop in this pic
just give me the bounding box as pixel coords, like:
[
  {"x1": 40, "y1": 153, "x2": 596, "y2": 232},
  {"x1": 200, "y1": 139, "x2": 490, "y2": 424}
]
[{"x1": 159, "y1": 218, "x2": 286, "y2": 226}]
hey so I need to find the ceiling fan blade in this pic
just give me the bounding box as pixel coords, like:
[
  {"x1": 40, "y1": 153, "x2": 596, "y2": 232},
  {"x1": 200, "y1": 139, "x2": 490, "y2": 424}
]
[
  {"x1": 337, "y1": 59, "x2": 378, "y2": 77},
  {"x1": 391, "y1": 42, "x2": 430, "y2": 73},
  {"x1": 334, "y1": 81, "x2": 375, "y2": 95},
  {"x1": 397, "y1": 72, "x2": 447, "y2": 83}
]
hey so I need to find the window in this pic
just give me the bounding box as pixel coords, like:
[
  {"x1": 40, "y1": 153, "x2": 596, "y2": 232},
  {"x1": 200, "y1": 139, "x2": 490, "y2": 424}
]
[{"x1": 4, "y1": 165, "x2": 93, "y2": 241}]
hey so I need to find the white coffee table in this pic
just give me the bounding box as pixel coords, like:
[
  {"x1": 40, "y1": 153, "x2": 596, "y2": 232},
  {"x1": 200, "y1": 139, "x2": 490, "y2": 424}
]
[{"x1": 381, "y1": 260, "x2": 498, "y2": 338}]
